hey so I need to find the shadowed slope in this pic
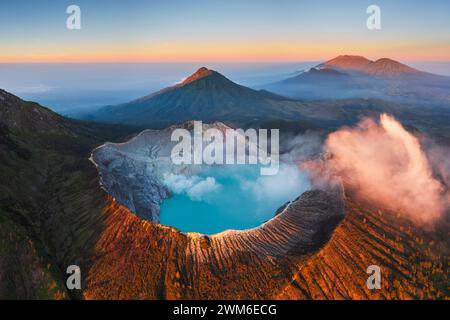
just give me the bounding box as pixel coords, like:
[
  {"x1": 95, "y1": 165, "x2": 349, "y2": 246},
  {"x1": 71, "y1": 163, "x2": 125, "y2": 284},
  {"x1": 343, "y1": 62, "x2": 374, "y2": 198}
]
[
  {"x1": 0, "y1": 89, "x2": 134, "y2": 299},
  {"x1": 88, "y1": 67, "x2": 306, "y2": 128}
]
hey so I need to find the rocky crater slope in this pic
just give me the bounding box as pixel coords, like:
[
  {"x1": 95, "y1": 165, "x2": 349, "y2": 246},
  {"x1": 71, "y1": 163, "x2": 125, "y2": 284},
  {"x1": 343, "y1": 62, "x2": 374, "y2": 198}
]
[{"x1": 91, "y1": 121, "x2": 236, "y2": 222}]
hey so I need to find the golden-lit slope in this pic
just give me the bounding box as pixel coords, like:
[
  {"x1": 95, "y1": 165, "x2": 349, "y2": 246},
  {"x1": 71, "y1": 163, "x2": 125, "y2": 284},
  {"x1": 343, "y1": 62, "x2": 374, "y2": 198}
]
[
  {"x1": 278, "y1": 196, "x2": 448, "y2": 299},
  {"x1": 82, "y1": 191, "x2": 448, "y2": 300},
  {"x1": 83, "y1": 190, "x2": 344, "y2": 300}
]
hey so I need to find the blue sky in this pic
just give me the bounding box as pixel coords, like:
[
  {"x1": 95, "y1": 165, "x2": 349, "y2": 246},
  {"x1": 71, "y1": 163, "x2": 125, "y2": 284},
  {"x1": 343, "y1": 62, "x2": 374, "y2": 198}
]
[{"x1": 1, "y1": 0, "x2": 449, "y2": 62}]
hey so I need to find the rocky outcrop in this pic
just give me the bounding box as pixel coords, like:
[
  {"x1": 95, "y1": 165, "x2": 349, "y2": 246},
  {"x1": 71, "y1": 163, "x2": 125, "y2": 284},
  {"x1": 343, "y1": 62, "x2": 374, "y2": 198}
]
[{"x1": 91, "y1": 128, "x2": 174, "y2": 222}]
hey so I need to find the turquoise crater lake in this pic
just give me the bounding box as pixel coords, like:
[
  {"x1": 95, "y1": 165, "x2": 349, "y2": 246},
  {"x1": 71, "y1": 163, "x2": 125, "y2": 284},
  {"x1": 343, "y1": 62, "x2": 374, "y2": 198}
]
[{"x1": 160, "y1": 164, "x2": 310, "y2": 234}]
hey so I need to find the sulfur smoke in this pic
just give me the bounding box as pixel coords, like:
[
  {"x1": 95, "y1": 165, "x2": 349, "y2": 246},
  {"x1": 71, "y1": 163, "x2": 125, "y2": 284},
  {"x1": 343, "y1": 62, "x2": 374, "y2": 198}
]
[{"x1": 321, "y1": 114, "x2": 449, "y2": 224}]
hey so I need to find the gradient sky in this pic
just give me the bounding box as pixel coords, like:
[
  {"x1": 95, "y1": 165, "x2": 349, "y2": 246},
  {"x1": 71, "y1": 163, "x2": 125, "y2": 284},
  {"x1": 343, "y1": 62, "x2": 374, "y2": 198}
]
[{"x1": 1, "y1": 0, "x2": 449, "y2": 62}]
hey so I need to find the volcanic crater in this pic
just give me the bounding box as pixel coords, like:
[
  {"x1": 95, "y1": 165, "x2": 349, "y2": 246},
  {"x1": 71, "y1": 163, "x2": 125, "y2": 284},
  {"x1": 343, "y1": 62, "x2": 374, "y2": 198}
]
[{"x1": 91, "y1": 121, "x2": 345, "y2": 251}]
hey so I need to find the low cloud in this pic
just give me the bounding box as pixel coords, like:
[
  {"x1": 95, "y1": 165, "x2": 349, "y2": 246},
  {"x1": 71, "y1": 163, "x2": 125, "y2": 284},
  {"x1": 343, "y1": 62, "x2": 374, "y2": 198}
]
[
  {"x1": 241, "y1": 164, "x2": 311, "y2": 204},
  {"x1": 163, "y1": 173, "x2": 221, "y2": 201},
  {"x1": 163, "y1": 163, "x2": 311, "y2": 213}
]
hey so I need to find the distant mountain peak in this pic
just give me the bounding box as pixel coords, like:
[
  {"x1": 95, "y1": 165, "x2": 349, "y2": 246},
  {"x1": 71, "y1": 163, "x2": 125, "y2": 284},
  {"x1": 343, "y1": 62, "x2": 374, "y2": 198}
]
[
  {"x1": 321, "y1": 55, "x2": 421, "y2": 77},
  {"x1": 89, "y1": 67, "x2": 300, "y2": 127},
  {"x1": 180, "y1": 67, "x2": 215, "y2": 85},
  {"x1": 374, "y1": 57, "x2": 395, "y2": 63},
  {"x1": 369, "y1": 58, "x2": 420, "y2": 77},
  {"x1": 331, "y1": 55, "x2": 370, "y2": 61},
  {"x1": 336, "y1": 54, "x2": 366, "y2": 58},
  {"x1": 322, "y1": 55, "x2": 372, "y2": 71},
  {"x1": 135, "y1": 67, "x2": 220, "y2": 101}
]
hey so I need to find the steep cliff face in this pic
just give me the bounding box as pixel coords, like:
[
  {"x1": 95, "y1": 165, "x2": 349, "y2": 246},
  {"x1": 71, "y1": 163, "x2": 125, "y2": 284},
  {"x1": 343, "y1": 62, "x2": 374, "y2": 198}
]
[{"x1": 91, "y1": 122, "x2": 235, "y2": 222}]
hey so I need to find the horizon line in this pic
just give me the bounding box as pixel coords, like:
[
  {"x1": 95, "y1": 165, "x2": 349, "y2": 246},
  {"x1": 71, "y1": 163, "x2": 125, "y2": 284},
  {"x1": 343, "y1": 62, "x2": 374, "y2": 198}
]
[{"x1": 2, "y1": 58, "x2": 450, "y2": 64}]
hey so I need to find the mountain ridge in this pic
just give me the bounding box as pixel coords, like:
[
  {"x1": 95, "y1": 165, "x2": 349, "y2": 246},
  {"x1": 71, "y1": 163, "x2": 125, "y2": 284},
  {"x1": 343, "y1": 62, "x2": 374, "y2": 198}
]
[
  {"x1": 133, "y1": 67, "x2": 223, "y2": 102},
  {"x1": 319, "y1": 55, "x2": 424, "y2": 78},
  {"x1": 87, "y1": 67, "x2": 309, "y2": 127},
  {"x1": 263, "y1": 55, "x2": 450, "y2": 106},
  {"x1": 317, "y1": 55, "x2": 428, "y2": 78}
]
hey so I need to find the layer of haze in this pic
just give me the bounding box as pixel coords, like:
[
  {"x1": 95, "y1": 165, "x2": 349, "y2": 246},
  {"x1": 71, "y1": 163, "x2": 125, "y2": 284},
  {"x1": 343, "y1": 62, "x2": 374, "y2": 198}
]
[
  {"x1": 2, "y1": 61, "x2": 450, "y2": 115},
  {"x1": 0, "y1": 62, "x2": 313, "y2": 114}
]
